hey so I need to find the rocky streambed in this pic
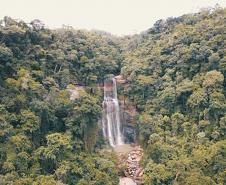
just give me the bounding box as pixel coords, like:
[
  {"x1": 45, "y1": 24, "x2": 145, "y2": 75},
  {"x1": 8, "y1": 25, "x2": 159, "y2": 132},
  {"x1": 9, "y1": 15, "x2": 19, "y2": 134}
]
[{"x1": 115, "y1": 144, "x2": 144, "y2": 185}]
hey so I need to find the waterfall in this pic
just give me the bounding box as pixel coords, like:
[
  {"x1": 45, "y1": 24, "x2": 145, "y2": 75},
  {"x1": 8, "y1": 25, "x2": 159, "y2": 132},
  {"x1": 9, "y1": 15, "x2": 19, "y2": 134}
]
[{"x1": 102, "y1": 77, "x2": 124, "y2": 146}]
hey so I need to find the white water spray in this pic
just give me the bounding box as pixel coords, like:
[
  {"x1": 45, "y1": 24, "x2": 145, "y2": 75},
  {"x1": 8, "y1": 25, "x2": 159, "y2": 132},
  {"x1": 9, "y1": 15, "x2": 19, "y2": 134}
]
[{"x1": 102, "y1": 78, "x2": 124, "y2": 146}]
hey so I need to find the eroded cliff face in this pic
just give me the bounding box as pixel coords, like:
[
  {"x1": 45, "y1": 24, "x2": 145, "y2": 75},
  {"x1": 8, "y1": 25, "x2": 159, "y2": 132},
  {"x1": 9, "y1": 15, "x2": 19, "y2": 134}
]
[
  {"x1": 115, "y1": 75, "x2": 138, "y2": 144},
  {"x1": 98, "y1": 75, "x2": 137, "y2": 145}
]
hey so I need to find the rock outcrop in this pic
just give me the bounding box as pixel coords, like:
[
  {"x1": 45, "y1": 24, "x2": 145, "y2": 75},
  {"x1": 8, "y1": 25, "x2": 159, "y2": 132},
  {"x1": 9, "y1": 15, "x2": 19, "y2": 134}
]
[
  {"x1": 118, "y1": 145, "x2": 144, "y2": 185},
  {"x1": 115, "y1": 75, "x2": 137, "y2": 144},
  {"x1": 124, "y1": 146, "x2": 143, "y2": 184},
  {"x1": 115, "y1": 75, "x2": 127, "y2": 84}
]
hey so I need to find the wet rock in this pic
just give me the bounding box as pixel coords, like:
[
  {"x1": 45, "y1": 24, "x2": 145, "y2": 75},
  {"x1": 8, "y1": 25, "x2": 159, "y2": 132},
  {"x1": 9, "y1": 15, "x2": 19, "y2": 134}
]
[
  {"x1": 119, "y1": 145, "x2": 144, "y2": 184},
  {"x1": 123, "y1": 125, "x2": 136, "y2": 143}
]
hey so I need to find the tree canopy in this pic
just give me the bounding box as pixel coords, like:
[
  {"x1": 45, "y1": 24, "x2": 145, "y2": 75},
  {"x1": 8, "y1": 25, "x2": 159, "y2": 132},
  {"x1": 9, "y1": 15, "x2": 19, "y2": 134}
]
[{"x1": 0, "y1": 6, "x2": 225, "y2": 185}]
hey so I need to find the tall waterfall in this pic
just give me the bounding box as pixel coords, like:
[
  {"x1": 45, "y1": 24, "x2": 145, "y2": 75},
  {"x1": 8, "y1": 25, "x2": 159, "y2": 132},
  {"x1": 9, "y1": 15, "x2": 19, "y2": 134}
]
[{"x1": 102, "y1": 77, "x2": 124, "y2": 146}]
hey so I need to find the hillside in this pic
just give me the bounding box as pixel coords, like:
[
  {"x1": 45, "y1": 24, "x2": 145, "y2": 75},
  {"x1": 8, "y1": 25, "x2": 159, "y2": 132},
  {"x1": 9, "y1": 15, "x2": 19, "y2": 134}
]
[
  {"x1": 121, "y1": 7, "x2": 226, "y2": 185},
  {"x1": 0, "y1": 17, "x2": 121, "y2": 184},
  {"x1": 0, "y1": 6, "x2": 225, "y2": 185}
]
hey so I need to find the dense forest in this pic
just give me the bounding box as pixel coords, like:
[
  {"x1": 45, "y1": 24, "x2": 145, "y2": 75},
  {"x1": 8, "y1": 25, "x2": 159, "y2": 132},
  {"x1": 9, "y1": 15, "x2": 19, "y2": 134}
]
[
  {"x1": 121, "y1": 7, "x2": 226, "y2": 185},
  {"x1": 0, "y1": 6, "x2": 225, "y2": 185}
]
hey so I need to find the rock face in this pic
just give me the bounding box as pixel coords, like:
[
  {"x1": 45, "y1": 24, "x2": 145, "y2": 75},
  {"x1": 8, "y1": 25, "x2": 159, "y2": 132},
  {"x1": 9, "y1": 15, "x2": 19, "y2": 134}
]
[
  {"x1": 123, "y1": 123, "x2": 136, "y2": 143},
  {"x1": 116, "y1": 75, "x2": 137, "y2": 144},
  {"x1": 99, "y1": 75, "x2": 137, "y2": 144}
]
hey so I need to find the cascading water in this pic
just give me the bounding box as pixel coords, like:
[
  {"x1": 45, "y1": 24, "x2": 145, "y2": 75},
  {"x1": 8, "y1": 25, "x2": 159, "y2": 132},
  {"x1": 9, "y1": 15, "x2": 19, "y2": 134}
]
[{"x1": 102, "y1": 77, "x2": 124, "y2": 147}]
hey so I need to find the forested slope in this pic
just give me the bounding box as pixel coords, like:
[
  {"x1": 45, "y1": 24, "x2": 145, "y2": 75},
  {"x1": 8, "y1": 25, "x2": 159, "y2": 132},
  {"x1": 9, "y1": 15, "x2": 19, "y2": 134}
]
[
  {"x1": 0, "y1": 17, "x2": 121, "y2": 184},
  {"x1": 0, "y1": 6, "x2": 225, "y2": 185},
  {"x1": 121, "y1": 7, "x2": 226, "y2": 185}
]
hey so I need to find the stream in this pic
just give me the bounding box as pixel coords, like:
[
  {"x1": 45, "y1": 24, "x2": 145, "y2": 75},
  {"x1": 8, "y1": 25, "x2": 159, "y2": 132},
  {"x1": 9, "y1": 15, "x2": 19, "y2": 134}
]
[{"x1": 115, "y1": 144, "x2": 143, "y2": 185}]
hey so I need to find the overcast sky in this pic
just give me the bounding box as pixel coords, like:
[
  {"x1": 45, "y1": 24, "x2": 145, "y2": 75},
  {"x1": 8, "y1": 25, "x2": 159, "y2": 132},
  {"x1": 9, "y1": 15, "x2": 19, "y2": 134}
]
[{"x1": 0, "y1": 0, "x2": 225, "y2": 35}]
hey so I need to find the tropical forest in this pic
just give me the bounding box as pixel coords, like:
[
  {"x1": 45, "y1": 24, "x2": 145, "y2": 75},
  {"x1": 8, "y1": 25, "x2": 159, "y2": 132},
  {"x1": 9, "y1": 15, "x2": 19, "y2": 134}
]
[{"x1": 0, "y1": 5, "x2": 225, "y2": 185}]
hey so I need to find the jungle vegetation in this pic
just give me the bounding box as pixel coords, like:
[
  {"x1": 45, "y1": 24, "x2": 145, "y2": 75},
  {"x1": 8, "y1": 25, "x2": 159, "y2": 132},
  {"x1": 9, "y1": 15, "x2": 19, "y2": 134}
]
[{"x1": 0, "y1": 6, "x2": 225, "y2": 185}]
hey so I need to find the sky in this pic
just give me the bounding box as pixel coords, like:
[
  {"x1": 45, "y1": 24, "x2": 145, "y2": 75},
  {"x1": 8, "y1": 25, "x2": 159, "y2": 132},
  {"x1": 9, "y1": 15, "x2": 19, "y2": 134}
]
[{"x1": 0, "y1": 0, "x2": 225, "y2": 36}]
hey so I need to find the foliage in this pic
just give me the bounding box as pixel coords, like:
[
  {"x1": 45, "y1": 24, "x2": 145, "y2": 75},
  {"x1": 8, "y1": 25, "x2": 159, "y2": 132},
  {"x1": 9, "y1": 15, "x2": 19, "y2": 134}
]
[
  {"x1": 121, "y1": 6, "x2": 226, "y2": 185},
  {"x1": 0, "y1": 16, "x2": 120, "y2": 184},
  {"x1": 0, "y1": 7, "x2": 225, "y2": 184}
]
